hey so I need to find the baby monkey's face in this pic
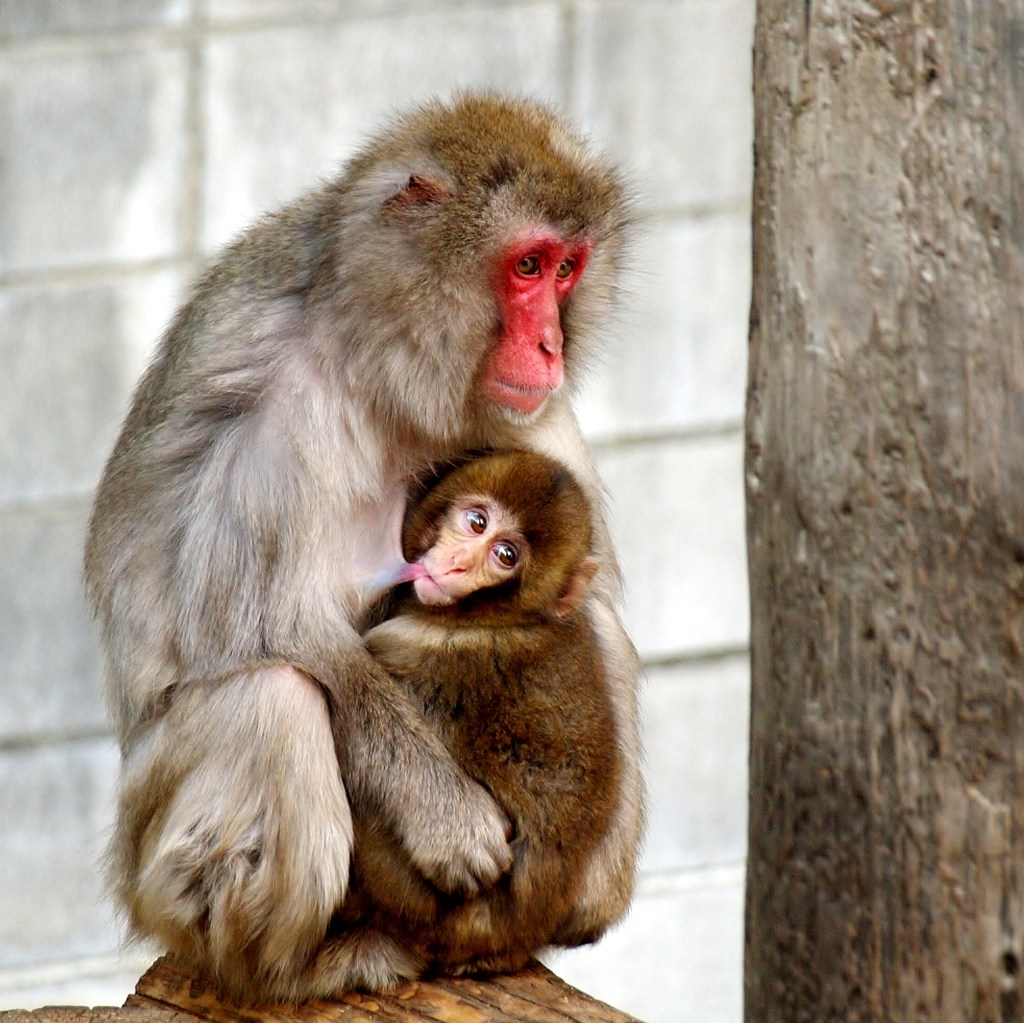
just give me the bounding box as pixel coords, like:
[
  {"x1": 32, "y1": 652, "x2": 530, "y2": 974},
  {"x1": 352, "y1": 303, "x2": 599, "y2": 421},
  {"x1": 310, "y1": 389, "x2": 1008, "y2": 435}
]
[{"x1": 412, "y1": 497, "x2": 526, "y2": 606}]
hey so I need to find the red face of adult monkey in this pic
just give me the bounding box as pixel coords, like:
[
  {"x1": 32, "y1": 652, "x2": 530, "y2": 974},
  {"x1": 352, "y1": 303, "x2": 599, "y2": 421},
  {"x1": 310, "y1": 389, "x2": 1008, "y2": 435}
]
[{"x1": 84, "y1": 93, "x2": 645, "y2": 1002}]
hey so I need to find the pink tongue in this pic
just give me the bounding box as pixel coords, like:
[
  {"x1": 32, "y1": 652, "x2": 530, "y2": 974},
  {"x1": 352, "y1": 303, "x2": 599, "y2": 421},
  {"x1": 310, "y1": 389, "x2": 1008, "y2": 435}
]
[{"x1": 391, "y1": 561, "x2": 429, "y2": 584}]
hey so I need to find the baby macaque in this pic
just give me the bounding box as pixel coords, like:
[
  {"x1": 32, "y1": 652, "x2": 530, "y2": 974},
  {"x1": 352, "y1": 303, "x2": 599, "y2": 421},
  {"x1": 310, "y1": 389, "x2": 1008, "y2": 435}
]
[{"x1": 345, "y1": 449, "x2": 622, "y2": 975}]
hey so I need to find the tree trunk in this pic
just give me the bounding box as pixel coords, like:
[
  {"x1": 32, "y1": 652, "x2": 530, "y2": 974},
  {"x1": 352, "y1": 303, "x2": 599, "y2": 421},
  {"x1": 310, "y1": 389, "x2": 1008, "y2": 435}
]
[{"x1": 745, "y1": 2, "x2": 1024, "y2": 1021}]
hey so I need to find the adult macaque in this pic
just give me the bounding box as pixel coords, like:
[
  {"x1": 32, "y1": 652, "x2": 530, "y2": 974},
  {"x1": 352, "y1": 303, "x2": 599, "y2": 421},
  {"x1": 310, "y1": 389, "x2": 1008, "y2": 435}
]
[
  {"x1": 337, "y1": 449, "x2": 621, "y2": 979},
  {"x1": 84, "y1": 92, "x2": 644, "y2": 1001}
]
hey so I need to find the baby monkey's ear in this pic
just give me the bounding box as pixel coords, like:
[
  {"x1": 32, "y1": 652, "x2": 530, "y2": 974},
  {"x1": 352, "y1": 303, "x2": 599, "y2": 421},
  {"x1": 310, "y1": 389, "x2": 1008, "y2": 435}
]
[{"x1": 554, "y1": 557, "x2": 600, "y2": 618}]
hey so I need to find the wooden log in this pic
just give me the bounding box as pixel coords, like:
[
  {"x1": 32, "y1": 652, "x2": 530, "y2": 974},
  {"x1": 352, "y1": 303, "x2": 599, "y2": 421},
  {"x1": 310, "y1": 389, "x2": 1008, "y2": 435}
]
[
  {"x1": 745, "y1": 0, "x2": 1024, "y2": 1019},
  {"x1": 0, "y1": 958, "x2": 643, "y2": 1023},
  {"x1": 0, "y1": 1003, "x2": 189, "y2": 1023}
]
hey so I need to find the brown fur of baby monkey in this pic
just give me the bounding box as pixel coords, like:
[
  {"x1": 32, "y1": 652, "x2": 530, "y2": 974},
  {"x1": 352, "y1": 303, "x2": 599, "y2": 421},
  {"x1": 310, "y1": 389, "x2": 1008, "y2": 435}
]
[{"x1": 345, "y1": 450, "x2": 621, "y2": 975}]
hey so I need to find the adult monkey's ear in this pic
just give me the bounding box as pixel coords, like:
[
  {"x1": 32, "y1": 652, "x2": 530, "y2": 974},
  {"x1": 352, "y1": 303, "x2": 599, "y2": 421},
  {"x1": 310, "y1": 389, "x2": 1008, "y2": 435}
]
[
  {"x1": 554, "y1": 557, "x2": 600, "y2": 618},
  {"x1": 383, "y1": 175, "x2": 452, "y2": 214}
]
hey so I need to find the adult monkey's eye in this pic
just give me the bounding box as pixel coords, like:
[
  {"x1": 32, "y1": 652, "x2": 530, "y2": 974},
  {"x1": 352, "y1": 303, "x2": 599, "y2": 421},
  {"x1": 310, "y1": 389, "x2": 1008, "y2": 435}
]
[
  {"x1": 493, "y1": 542, "x2": 518, "y2": 568},
  {"x1": 556, "y1": 259, "x2": 575, "y2": 279},
  {"x1": 515, "y1": 255, "x2": 541, "y2": 276},
  {"x1": 465, "y1": 508, "x2": 487, "y2": 534}
]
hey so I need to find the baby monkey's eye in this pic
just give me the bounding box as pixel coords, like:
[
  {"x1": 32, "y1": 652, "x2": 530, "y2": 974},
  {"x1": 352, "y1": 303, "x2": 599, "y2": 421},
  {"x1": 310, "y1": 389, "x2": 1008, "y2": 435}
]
[
  {"x1": 493, "y1": 542, "x2": 518, "y2": 569},
  {"x1": 515, "y1": 255, "x2": 541, "y2": 277},
  {"x1": 465, "y1": 508, "x2": 487, "y2": 534}
]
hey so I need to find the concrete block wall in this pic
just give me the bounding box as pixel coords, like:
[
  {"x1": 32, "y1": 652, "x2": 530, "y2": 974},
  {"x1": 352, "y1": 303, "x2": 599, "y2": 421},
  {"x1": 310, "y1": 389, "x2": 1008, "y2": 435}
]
[{"x1": 0, "y1": 3, "x2": 754, "y2": 1021}]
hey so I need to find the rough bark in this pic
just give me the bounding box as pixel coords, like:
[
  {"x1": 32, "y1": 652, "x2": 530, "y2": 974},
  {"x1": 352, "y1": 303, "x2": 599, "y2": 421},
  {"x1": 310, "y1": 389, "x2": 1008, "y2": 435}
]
[
  {"x1": 745, "y1": 2, "x2": 1024, "y2": 1021},
  {"x1": 130, "y1": 956, "x2": 641, "y2": 1023}
]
